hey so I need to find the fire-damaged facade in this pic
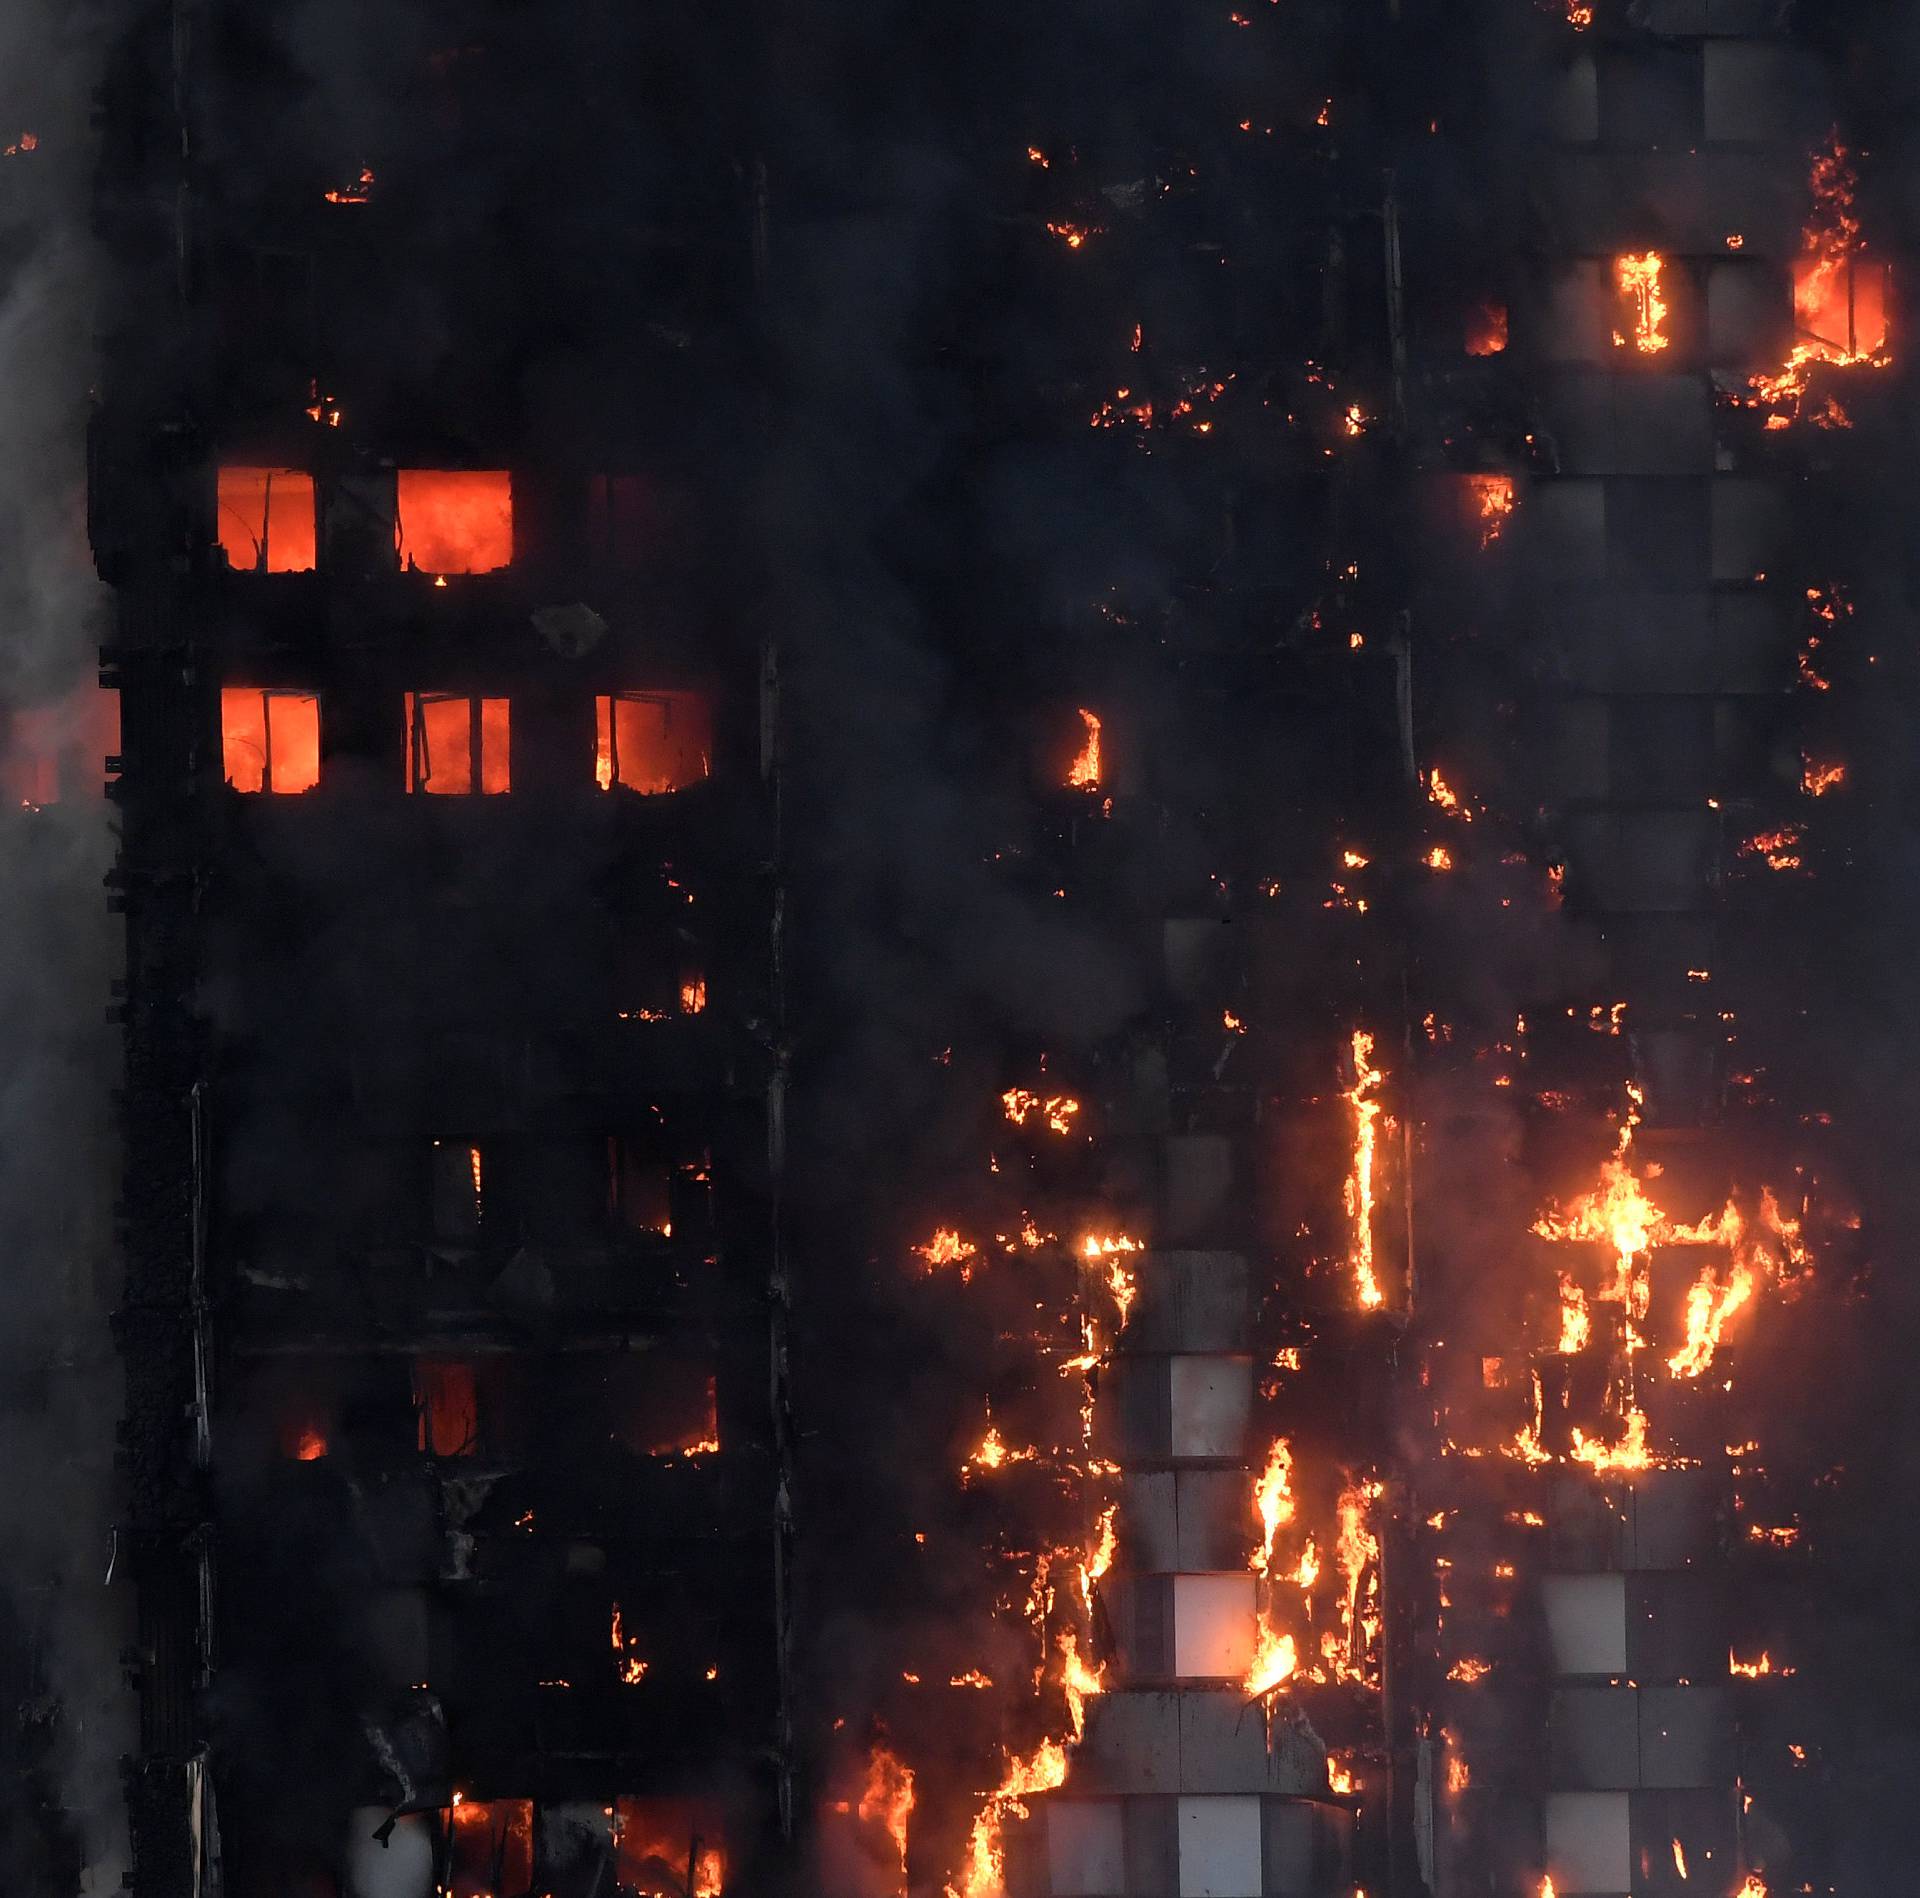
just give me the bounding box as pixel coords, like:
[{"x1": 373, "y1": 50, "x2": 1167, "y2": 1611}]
[{"x1": 85, "y1": 2, "x2": 1903, "y2": 1897}]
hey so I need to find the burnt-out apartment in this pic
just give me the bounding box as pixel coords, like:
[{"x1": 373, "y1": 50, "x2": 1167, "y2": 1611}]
[{"x1": 66, "y1": 1, "x2": 1918, "y2": 1897}]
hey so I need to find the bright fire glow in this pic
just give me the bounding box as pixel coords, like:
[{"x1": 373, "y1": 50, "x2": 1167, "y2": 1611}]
[
  {"x1": 1248, "y1": 1439, "x2": 1296, "y2": 1576},
  {"x1": 1068, "y1": 709, "x2": 1103, "y2": 788},
  {"x1": 217, "y1": 467, "x2": 316, "y2": 573},
  {"x1": 1466, "y1": 299, "x2": 1508, "y2": 356},
  {"x1": 858, "y1": 1743, "x2": 915, "y2": 1892},
  {"x1": 1745, "y1": 134, "x2": 1892, "y2": 427},
  {"x1": 221, "y1": 688, "x2": 320, "y2": 794},
  {"x1": 1343, "y1": 1031, "x2": 1388, "y2": 1309},
  {"x1": 595, "y1": 691, "x2": 713, "y2": 794},
  {"x1": 1613, "y1": 252, "x2": 1671, "y2": 354},
  {"x1": 405, "y1": 693, "x2": 510, "y2": 795},
  {"x1": 1801, "y1": 757, "x2": 1845, "y2": 796},
  {"x1": 396, "y1": 469, "x2": 513, "y2": 574},
  {"x1": 1002, "y1": 1088, "x2": 1082, "y2": 1134},
  {"x1": 1467, "y1": 472, "x2": 1515, "y2": 548}
]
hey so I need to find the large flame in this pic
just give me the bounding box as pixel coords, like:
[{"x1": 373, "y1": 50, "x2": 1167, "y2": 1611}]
[
  {"x1": 858, "y1": 1743, "x2": 916, "y2": 1892},
  {"x1": 1613, "y1": 252, "x2": 1670, "y2": 354},
  {"x1": 1248, "y1": 1439, "x2": 1296, "y2": 1576},
  {"x1": 1343, "y1": 1031, "x2": 1388, "y2": 1309}
]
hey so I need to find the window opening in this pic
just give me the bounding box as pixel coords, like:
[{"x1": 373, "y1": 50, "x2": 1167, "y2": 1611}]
[
  {"x1": 217, "y1": 466, "x2": 317, "y2": 573},
  {"x1": 222, "y1": 688, "x2": 321, "y2": 793},
  {"x1": 405, "y1": 693, "x2": 510, "y2": 794},
  {"x1": 595, "y1": 692, "x2": 712, "y2": 794}
]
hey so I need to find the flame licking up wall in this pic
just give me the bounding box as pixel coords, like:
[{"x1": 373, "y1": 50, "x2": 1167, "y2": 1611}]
[
  {"x1": 857, "y1": 1743, "x2": 916, "y2": 1893},
  {"x1": 1467, "y1": 473, "x2": 1515, "y2": 549},
  {"x1": 1612, "y1": 252, "x2": 1671, "y2": 354},
  {"x1": 1067, "y1": 709, "x2": 1102, "y2": 788},
  {"x1": 1744, "y1": 132, "x2": 1892, "y2": 427},
  {"x1": 1343, "y1": 1031, "x2": 1388, "y2": 1310}
]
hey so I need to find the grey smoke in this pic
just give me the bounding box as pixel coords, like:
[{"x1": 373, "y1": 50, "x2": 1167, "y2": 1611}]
[{"x1": 0, "y1": 0, "x2": 135, "y2": 1889}]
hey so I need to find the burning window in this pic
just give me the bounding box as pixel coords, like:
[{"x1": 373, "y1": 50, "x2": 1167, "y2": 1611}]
[
  {"x1": 278, "y1": 1404, "x2": 330, "y2": 1462},
  {"x1": 613, "y1": 1798, "x2": 725, "y2": 1898},
  {"x1": 414, "y1": 1358, "x2": 479, "y2": 1457},
  {"x1": 216, "y1": 466, "x2": 317, "y2": 573},
  {"x1": 609, "y1": 1359, "x2": 720, "y2": 1459},
  {"x1": 1795, "y1": 252, "x2": 1889, "y2": 360},
  {"x1": 448, "y1": 1798, "x2": 533, "y2": 1898},
  {"x1": 395, "y1": 469, "x2": 513, "y2": 574},
  {"x1": 430, "y1": 1140, "x2": 486, "y2": 1244},
  {"x1": 1465, "y1": 297, "x2": 1508, "y2": 356},
  {"x1": 595, "y1": 692, "x2": 713, "y2": 794},
  {"x1": 221, "y1": 688, "x2": 321, "y2": 794},
  {"x1": 608, "y1": 1137, "x2": 674, "y2": 1235},
  {"x1": 1612, "y1": 251, "x2": 1671, "y2": 354},
  {"x1": 405, "y1": 693, "x2": 511, "y2": 794}
]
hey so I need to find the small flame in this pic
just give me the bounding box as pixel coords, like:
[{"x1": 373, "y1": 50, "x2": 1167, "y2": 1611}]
[
  {"x1": 914, "y1": 1228, "x2": 979, "y2": 1276},
  {"x1": 1801, "y1": 757, "x2": 1845, "y2": 797},
  {"x1": 1446, "y1": 1657, "x2": 1491, "y2": 1683}
]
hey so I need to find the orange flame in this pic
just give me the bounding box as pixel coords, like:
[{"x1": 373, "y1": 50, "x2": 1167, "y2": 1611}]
[
  {"x1": 1248, "y1": 1440, "x2": 1296, "y2": 1576},
  {"x1": 1556, "y1": 1274, "x2": 1591, "y2": 1354},
  {"x1": 1343, "y1": 1031, "x2": 1388, "y2": 1310},
  {"x1": 1801, "y1": 757, "x2": 1845, "y2": 797},
  {"x1": 858, "y1": 1743, "x2": 916, "y2": 1892},
  {"x1": 1242, "y1": 1619, "x2": 1299, "y2": 1699},
  {"x1": 915, "y1": 1228, "x2": 980, "y2": 1277},
  {"x1": 1667, "y1": 1258, "x2": 1757, "y2": 1378},
  {"x1": 1467, "y1": 472, "x2": 1516, "y2": 548},
  {"x1": 1613, "y1": 252, "x2": 1670, "y2": 354},
  {"x1": 1002, "y1": 1088, "x2": 1082, "y2": 1134},
  {"x1": 1446, "y1": 1657, "x2": 1491, "y2": 1683},
  {"x1": 1068, "y1": 709, "x2": 1102, "y2": 788}
]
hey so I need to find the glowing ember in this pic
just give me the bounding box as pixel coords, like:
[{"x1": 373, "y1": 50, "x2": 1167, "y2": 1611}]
[
  {"x1": 1046, "y1": 221, "x2": 1100, "y2": 250},
  {"x1": 1248, "y1": 1439, "x2": 1296, "y2": 1576},
  {"x1": 1467, "y1": 472, "x2": 1515, "y2": 548},
  {"x1": 681, "y1": 975, "x2": 708, "y2": 1014},
  {"x1": 1801, "y1": 757, "x2": 1845, "y2": 797},
  {"x1": 1067, "y1": 708, "x2": 1102, "y2": 788},
  {"x1": 1730, "y1": 1650, "x2": 1794, "y2": 1678},
  {"x1": 1740, "y1": 827, "x2": 1805, "y2": 872},
  {"x1": 1343, "y1": 1031, "x2": 1388, "y2": 1310},
  {"x1": 1426, "y1": 767, "x2": 1473, "y2": 821},
  {"x1": 1425, "y1": 844, "x2": 1454, "y2": 871},
  {"x1": 3, "y1": 132, "x2": 38, "y2": 156},
  {"x1": 1002, "y1": 1088, "x2": 1082, "y2": 1134},
  {"x1": 1613, "y1": 252, "x2": 1670, "y2": 354},
  {"x1": 1446, "y1": 1657, "x2": 1491, "y2": 1683},
  {"x1": 858, "y1": 1743, "x2": 915, "y2": 1892},
  {"x1": 323, "y1": 164, "x2": 376, "y2": 204}
]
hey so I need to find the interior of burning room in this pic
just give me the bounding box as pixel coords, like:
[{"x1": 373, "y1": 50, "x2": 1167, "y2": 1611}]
[{"x1": 0, "y1": 0, "x2": 1917, "y2": 1895}]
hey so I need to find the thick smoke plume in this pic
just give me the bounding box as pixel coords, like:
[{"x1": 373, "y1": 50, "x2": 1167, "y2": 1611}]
[{"x1": 0, "y1": 1, "x2": 134, "y2": 1889}]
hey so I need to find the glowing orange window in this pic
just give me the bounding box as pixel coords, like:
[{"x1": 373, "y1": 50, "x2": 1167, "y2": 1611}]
[
  {"x1": 221, "y1": 688, "x2": 321, "y2": 793},
  {"x1": 217, "y1": 467, "x2": 317, "y2": 573},
  {"x1": 395, "y1": 470, "x2": 513, "y2": 574},
  {"x1": 614, "y1": 1798, "x2": 725, "y2": 1897},
  {"x1": 594, "y1": 692, "x2": 712, "y2": 794},
  {"x1": 1465, "y1": 298, "x2": 1508, "y2": 356},
  {"x1": 449, "y1": 1800, "x2": 533, "y2": 1898},
  {"x1": 279, "y1": 1406, "x2": 329, "y2": 1461},
  {"x1": 1795, "y1": 255, "x2": 1889, "y2": 359},
  {"x1": 405, "y1": 693, "x2": 510, "y2": 794},
  {"x1": 414, "y1": 1358, "x2": 479, "y2": 1457}
]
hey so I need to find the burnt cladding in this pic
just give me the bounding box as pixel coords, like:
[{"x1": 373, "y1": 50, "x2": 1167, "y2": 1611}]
[{"x1": 86, "y1": 1, "x2": 1920, "y2": 1897}]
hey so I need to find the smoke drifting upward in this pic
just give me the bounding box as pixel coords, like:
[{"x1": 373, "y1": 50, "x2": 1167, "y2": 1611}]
[{"x1": 0, "y1": 0, "x2": 135, "y2": 1889}]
